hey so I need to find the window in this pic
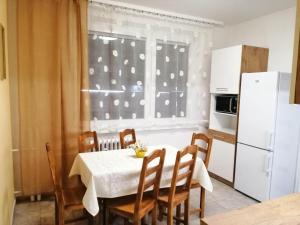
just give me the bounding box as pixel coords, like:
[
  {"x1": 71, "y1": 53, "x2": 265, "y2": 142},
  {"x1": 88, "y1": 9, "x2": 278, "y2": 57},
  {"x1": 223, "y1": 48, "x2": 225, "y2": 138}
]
[
  {"x1": 155, "y1": 41, "x2": 189, "y2": 118},
  {"x1": 88, "y1": 32, "x2": 146, "y2": 120},
  {"x1": 88, "y1": 3, "x2": 212, "y2": 132}
]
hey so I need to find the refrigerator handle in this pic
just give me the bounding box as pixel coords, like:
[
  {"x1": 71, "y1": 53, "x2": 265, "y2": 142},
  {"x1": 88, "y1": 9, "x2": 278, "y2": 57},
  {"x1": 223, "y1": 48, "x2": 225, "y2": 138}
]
[
  {"x1": 267, "y1": 131, "x2": 274, "y2": 150},
  {"x1": 264, "y1": 153, "x2": 272, "y2": 175}
]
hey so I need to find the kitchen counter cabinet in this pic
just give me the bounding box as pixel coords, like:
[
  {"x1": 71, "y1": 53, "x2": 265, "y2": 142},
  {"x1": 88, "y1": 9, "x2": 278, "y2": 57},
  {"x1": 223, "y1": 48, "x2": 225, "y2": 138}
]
[{"x1": 210, "y1": 45, "x2": 269, "y2": 94}]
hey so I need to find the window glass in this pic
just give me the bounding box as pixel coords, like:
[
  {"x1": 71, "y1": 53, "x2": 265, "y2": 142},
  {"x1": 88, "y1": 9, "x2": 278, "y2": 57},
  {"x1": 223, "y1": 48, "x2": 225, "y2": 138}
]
[
  {"x1": 88, "y1": 32, "x2": 146, "y2": 120},
  {"x1": 155, "y1": 41, "x2": 189, "y2": 118}
]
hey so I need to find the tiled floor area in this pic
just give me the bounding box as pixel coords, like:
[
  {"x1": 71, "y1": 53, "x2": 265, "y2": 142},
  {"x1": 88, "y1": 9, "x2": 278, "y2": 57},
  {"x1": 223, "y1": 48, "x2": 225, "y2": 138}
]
[{"x1": 13, "y1": 178, "x2": 257, "y2": 225}]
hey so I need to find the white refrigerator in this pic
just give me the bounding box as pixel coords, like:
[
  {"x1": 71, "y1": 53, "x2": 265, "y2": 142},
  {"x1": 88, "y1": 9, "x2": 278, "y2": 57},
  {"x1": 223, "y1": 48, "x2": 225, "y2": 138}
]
[{"x1": 234, "y1": 72, "x2": 300, "y2": 201}]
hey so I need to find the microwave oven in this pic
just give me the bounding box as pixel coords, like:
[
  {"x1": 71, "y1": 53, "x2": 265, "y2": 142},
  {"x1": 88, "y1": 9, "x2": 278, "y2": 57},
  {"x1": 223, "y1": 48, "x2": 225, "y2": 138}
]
[{"x1": 215, "y1": 95, "x2": 238, "y2": 114}]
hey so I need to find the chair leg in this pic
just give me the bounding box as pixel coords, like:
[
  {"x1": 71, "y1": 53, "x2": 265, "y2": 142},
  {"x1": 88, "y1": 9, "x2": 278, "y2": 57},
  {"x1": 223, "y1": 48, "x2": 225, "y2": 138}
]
[
  {"x1": 200, "y1": 188, "x2": 205, "y2": 218},
  {"x1": 55, "y1": 200, "x2": 59, "y2": 225},
  {"x1": 104, "y1": 207, "x2": 109, "y2": 225},
  {"x1": 152, "y1": 206, "x2": 157, "y2": 225},
  {"x1": 58, "y1": 205, "x2": 65, "y2": 225},
  {"x1": 158, "y1": 204, "x2": 164, "y2": 221},
  {"x1": 133, "y1": 217, "x2": 141, "y2": 225},
  {"x1": 176, "y1": 204, "x2": 181, "y2": 225},
  {"x1": 167, "y1": 206, "x2": 173, "y2": 225},
  {"x1": 184, "y1": 199, "x2": 189, "y2": 225}
]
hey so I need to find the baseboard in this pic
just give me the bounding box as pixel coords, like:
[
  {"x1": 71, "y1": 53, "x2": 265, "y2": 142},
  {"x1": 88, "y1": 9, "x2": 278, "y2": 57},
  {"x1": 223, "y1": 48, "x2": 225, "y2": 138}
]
[
  {"x1": 209, "y1": 171, "x2": 234, "y2": 187},
  {"x1": 10, "y1": 199, "x2": 16, "y2": 225}
]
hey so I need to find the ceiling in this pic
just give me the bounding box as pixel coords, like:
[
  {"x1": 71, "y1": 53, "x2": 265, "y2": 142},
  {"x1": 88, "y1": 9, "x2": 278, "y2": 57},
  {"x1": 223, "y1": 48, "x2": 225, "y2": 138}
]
[{"x1": 110, "y1": 0, "x2": 296, "y2": 25}]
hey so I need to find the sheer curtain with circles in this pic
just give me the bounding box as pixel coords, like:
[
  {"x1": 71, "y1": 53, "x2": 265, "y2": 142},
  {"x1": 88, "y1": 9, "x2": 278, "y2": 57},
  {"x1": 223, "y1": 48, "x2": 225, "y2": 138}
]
[{"x1": 88, "y1": 3, "x2": 214, "y2": 133}]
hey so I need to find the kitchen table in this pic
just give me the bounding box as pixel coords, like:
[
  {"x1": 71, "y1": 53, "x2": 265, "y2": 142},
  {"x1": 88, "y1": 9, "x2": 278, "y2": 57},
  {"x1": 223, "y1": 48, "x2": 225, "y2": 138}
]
[{"x1": 69, "y1": 145, "x2": 213, "y2": 216}]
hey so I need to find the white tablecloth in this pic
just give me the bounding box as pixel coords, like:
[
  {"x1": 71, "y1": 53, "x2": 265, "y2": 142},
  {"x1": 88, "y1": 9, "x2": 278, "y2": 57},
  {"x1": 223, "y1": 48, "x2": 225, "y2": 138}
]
[{"x1": 69, "y1": 145, "x2": 213, "y2": 216}]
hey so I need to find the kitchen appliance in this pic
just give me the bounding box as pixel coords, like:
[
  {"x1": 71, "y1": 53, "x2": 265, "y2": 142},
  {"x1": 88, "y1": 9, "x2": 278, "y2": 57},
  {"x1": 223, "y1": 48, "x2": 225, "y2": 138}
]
[
  {"x1": 234, "y1": 72, "x2": 300, "y2": 201},
  {"x1": 215, "y1": 94, "x2": 238, "y2": 114}
]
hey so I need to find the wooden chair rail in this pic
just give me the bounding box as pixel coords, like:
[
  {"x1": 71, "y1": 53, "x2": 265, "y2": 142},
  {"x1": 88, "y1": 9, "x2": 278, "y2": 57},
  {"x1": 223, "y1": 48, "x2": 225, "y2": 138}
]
[
  {"x1": 198, "y1": 147, "x2": 209, "y2": 154},
  {"x1": 146, "y1": 165, "x2": 160, "y2": 176},
  {"x1": 144, "y1": 177, "x2": 157, "y2": 191},
  {"x1": 179, "y1": 159, "x2": 195, "y2": 169},
  {"x1": 176, "y1": 171, "x2": 192, "y2": 183}
]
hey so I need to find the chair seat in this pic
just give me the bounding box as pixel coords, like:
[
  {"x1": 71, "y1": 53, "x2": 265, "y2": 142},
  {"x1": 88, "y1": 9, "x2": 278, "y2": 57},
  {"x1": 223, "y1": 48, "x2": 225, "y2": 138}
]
[
  {"x1": 158, "y1": 190, "x2": 189, "y2": 207},
  {"x1": 107, "y1": 195, "x2": 155, "y2": 218},
  {"x1": 62, "y1": 186, "x2": 86, "y2": 209},
  {"x1": 191, "y1": 179, "x2": 201, "y2": 189}
]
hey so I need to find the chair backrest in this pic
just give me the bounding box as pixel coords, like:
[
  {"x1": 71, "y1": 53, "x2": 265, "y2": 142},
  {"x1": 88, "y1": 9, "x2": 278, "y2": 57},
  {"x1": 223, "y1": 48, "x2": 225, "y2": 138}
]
[
  {"x1": 168, "y1": 145, "x2": 198, "y2": 202},
  {"x1": 79, "y1": 131, "x2": 99, "y2": 153},
  {"x1": 119, "y1": 129, "x2": 136, "y2": 149},
  {"x1": 135, "y1": 149, "x2": 166, "y2": 214},
  {"x1": 45, "y1": 143, "x2": 61, "y2": 200},
  {"x1": 191, "y1": 133, "x2": 212, "y2": 168}
]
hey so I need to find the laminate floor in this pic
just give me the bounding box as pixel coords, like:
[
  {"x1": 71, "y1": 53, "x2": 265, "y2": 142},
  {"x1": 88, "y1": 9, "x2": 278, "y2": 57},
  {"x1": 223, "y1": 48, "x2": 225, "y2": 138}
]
[{"x1": 13, "y1": 178, "x2": 257, "y2": 225}]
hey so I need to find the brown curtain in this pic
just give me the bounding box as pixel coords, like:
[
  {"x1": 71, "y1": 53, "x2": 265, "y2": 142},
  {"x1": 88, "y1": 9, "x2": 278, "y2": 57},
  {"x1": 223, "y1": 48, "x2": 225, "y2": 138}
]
[{"x1": 17, "y1": 0, "x2": 89, "y2": 195}]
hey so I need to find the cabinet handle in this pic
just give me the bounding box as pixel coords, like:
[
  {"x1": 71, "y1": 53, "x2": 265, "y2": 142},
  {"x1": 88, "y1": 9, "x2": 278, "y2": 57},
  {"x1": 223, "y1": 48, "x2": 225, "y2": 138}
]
[
  {"x1": 216, "y1": 88, "x2": 228, "y2": 91},
  {"x1": 213, "y1": 134, "x2": 225, "y2": 139}
]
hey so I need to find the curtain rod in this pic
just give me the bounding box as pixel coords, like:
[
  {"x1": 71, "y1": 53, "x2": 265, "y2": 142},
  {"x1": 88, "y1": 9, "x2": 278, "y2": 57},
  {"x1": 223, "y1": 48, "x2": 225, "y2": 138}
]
[{"x1": 89, "y1": 0, "x2": 223, "y2": 27}]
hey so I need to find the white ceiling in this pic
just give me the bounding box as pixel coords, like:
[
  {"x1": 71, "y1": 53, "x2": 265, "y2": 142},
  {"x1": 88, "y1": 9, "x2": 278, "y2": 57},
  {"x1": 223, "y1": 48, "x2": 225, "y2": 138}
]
[{"x1": 110, "y1": 0, "x2": 296, "y2": 25}]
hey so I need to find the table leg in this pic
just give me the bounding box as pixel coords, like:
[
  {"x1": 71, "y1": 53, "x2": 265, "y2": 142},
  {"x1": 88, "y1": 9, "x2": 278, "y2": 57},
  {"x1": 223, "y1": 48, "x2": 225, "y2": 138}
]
[{"x1": 102, "y1": 198, "x2": 106, "y2": 225}]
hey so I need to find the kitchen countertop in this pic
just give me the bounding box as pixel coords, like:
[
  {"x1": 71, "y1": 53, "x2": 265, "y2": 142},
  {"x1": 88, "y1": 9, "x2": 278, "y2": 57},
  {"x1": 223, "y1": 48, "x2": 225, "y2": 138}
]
[{"x1": 201, "y1": 193, "x2": 300, "y2": 225}]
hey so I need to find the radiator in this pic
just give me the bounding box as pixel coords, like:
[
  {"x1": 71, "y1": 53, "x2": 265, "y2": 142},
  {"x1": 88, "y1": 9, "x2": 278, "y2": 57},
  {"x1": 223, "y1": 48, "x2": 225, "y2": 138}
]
[{"x1": 99, "y1": 137, "x2": 120, "y2": 150}]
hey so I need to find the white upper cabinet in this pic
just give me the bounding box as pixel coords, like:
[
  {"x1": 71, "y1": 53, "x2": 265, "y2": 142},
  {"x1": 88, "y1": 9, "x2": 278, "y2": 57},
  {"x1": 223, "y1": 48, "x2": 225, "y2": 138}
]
[{"x1": 210, "y1": 45, "x2": 243, "y2": 94}]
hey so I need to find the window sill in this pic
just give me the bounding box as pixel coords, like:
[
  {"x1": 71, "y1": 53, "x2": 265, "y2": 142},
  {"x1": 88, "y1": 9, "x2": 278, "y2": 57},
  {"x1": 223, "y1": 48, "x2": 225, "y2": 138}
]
[{"x1": 90, "y1": 119, "x2": 209, "y2": 134}]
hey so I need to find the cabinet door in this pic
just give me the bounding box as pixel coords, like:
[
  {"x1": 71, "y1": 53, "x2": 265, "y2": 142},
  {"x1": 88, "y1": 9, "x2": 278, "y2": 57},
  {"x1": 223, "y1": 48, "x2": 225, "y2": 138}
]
[
  {"x1": 208, "y1": 139, "x2": 235, "y2": 182},
  {"x1": 210, "y1": 46, "x2": 242, "y2": 94}
]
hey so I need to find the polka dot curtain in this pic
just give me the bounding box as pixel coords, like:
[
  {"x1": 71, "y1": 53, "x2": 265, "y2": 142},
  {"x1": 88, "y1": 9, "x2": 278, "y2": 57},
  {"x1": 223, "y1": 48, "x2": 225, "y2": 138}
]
[
  {"x1": 155, "y1": 41, "x2": 188, "y2": 118},
  {"x1": 89, "y1": 33, "x2": 146, "y2": 120},
  {"x1": 88, "y1": 3, "x2": 214, "y2": 131}
]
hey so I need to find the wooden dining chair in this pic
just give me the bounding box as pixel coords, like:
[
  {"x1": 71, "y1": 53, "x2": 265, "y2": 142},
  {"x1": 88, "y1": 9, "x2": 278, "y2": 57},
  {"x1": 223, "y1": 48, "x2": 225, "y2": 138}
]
[
  {"x1": 79, "y1": 131, "x2": 99, "y2": 153},
  {"x1": 45, "y1": 143, "x2": 90, "y2": 225},
  {"x1": 119, "y1": 128, "x2": 136, "y2": 149},
  {"x1": 157, "y1": 145, "x2": 198, "y2": 225},
  {"x1": 190, "y1": 133, "x2": 213, "y2": 218},
  {"x1": 105, "y1": 148, "x2": 166, "y2": 225}
]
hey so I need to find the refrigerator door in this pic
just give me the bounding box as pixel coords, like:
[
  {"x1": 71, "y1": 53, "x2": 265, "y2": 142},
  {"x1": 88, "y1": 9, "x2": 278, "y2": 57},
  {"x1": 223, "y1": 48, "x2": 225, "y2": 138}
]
[
  {"x1": 270, "y1": 74, "x2": 300, "y2": 199},
  {"x1": 234, "y1": 144, "x2": 273, "y2": 201},
  {"x1": 238, "y1": 72, "x2": 279, "y2": 150},
  {"x1": 235, "y1": 143, "x2": 272, "y2": 201}
]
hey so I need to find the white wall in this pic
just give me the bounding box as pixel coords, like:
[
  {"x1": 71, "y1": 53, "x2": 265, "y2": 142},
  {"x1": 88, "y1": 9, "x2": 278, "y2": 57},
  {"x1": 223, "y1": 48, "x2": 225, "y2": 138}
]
[{"x1": 213, "y1": 7, "x2": 296, "y2": 73}]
